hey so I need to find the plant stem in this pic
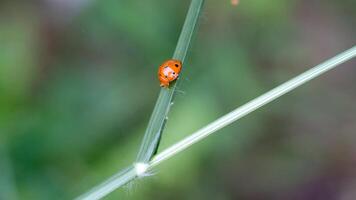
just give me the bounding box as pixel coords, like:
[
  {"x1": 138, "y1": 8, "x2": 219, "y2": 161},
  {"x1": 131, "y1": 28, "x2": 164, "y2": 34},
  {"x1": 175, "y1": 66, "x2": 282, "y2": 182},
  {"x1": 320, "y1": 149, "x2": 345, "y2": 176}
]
[
  {"x1": 76, "y1": 166, "x2": 137, "y2": 200},
  {"x1": 76, "y1": 46, "x2": 355, "y2": 200},
  {"x1": 136, "y1": 0, "x2": 205, "y2": 163},
  {"x1": 149, "y1": 46, "x2": 356, "y2": 168}
]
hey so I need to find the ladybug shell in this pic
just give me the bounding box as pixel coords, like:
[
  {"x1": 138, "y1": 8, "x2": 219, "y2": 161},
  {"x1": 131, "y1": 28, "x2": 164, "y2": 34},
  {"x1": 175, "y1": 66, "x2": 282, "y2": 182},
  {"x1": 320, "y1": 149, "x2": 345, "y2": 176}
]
[{"x1": 158, "y1": 59, "x2": 182, "y2": 88}]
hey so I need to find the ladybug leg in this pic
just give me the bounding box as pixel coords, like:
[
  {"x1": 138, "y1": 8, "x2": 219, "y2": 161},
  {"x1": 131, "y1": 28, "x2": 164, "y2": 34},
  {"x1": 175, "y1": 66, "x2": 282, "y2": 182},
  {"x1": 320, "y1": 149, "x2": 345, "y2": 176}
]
[
  {"x1": 159, "y1": 75, "x2": 170, "y2": 88},
  {"x1": 160, "y1": 81, "x2": 169, "y2": 88}
]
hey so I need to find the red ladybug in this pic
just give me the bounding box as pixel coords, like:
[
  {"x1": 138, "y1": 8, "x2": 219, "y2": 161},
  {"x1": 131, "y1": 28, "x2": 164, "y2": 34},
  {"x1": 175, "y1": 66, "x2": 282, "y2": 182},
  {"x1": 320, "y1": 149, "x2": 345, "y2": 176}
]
[{"x1": 158, "y1": 59, "x2": 182, "y2": 88}]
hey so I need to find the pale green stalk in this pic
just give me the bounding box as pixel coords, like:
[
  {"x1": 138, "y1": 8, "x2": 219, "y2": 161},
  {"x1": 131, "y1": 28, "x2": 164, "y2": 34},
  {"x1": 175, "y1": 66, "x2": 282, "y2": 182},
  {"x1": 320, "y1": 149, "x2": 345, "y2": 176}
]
[
  {"x1": 136, "y1": 0, "x2": 205, "y2": 163},
  {"x1": 149, "y1": 46, "x2": 356, "y2": 167},
  {"x1": 76, "y1": 166, "x2": 136, "y2": 200},
  {"x1": 77, "y1": 46, "x2": 355, "y2": 200}
]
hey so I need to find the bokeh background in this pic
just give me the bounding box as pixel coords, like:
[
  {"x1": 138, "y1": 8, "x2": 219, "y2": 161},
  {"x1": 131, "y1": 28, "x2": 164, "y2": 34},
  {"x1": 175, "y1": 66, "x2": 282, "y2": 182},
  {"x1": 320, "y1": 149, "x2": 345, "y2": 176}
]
[{"x1": 0, "y1": 0, "x2": 355, "y2": 199}]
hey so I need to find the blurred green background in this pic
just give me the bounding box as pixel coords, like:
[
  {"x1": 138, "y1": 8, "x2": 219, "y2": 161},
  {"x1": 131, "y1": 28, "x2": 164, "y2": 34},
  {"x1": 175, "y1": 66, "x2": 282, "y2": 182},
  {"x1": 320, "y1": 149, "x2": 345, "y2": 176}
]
[{"x1": 0, "y1": 0, "x2": 355, "y2": 199}]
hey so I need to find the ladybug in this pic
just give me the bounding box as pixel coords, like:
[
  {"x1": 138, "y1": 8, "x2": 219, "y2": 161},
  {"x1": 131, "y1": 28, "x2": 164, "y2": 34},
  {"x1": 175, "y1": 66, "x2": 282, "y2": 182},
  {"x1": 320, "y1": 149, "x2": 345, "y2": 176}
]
[{"x1": 158, "y1": 59, "x2": 182, "y2": 88}]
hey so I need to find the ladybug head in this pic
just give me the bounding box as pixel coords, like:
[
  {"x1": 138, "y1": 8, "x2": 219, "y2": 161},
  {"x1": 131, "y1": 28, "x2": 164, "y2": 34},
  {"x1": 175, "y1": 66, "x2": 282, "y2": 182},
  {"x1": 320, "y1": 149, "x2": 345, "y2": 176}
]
[{"x1": 170, "y1": 71, "x2": 179, "y2": 79}]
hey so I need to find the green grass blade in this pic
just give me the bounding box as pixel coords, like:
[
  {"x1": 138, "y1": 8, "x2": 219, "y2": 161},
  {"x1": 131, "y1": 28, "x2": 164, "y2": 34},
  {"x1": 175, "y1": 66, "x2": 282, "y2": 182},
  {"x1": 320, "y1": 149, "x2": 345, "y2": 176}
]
[
  {"x1": 75, "y1": 1, "x2": 205, "y2": 199},
  {"x1": 136, "y1": 0, "x2": 205, "y2": 163}
]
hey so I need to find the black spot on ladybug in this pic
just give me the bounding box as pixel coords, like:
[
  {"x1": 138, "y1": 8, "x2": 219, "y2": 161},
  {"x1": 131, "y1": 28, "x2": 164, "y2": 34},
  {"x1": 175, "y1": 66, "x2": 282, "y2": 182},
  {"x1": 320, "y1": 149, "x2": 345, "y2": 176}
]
[
  {"x1": 165, "y1": 66, "x2": 168, "y2": 68},
  {"x1": 165, "y1": 75, "x2": 168, "y2": 78},
  {"x1": 175, "y1": 64, "x2": 179, "y2": 67}
]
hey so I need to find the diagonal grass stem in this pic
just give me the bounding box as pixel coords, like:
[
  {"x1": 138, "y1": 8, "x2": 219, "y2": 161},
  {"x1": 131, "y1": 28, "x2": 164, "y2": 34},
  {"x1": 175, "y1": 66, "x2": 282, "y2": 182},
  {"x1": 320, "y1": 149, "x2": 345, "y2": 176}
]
[{"x1": 149, "y1": 46, "x2": 356, "y2": 167}]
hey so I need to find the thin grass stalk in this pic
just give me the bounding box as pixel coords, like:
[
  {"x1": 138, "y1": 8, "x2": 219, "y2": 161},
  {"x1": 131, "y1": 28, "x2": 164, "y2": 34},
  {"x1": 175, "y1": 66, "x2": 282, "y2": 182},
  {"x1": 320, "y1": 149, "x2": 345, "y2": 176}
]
[
  {"x1": 148, "y1": 46, "x2": 356, "y2": 167},
  {"x1": 76, "y1": 166, "x2": 136, "y2": 200},
  {"x1": 77, "y1": 46, "x2": 355, "y2": 200},
  {"x1": 136, "y1": 0, "x2": 205, "y2": 163}
]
